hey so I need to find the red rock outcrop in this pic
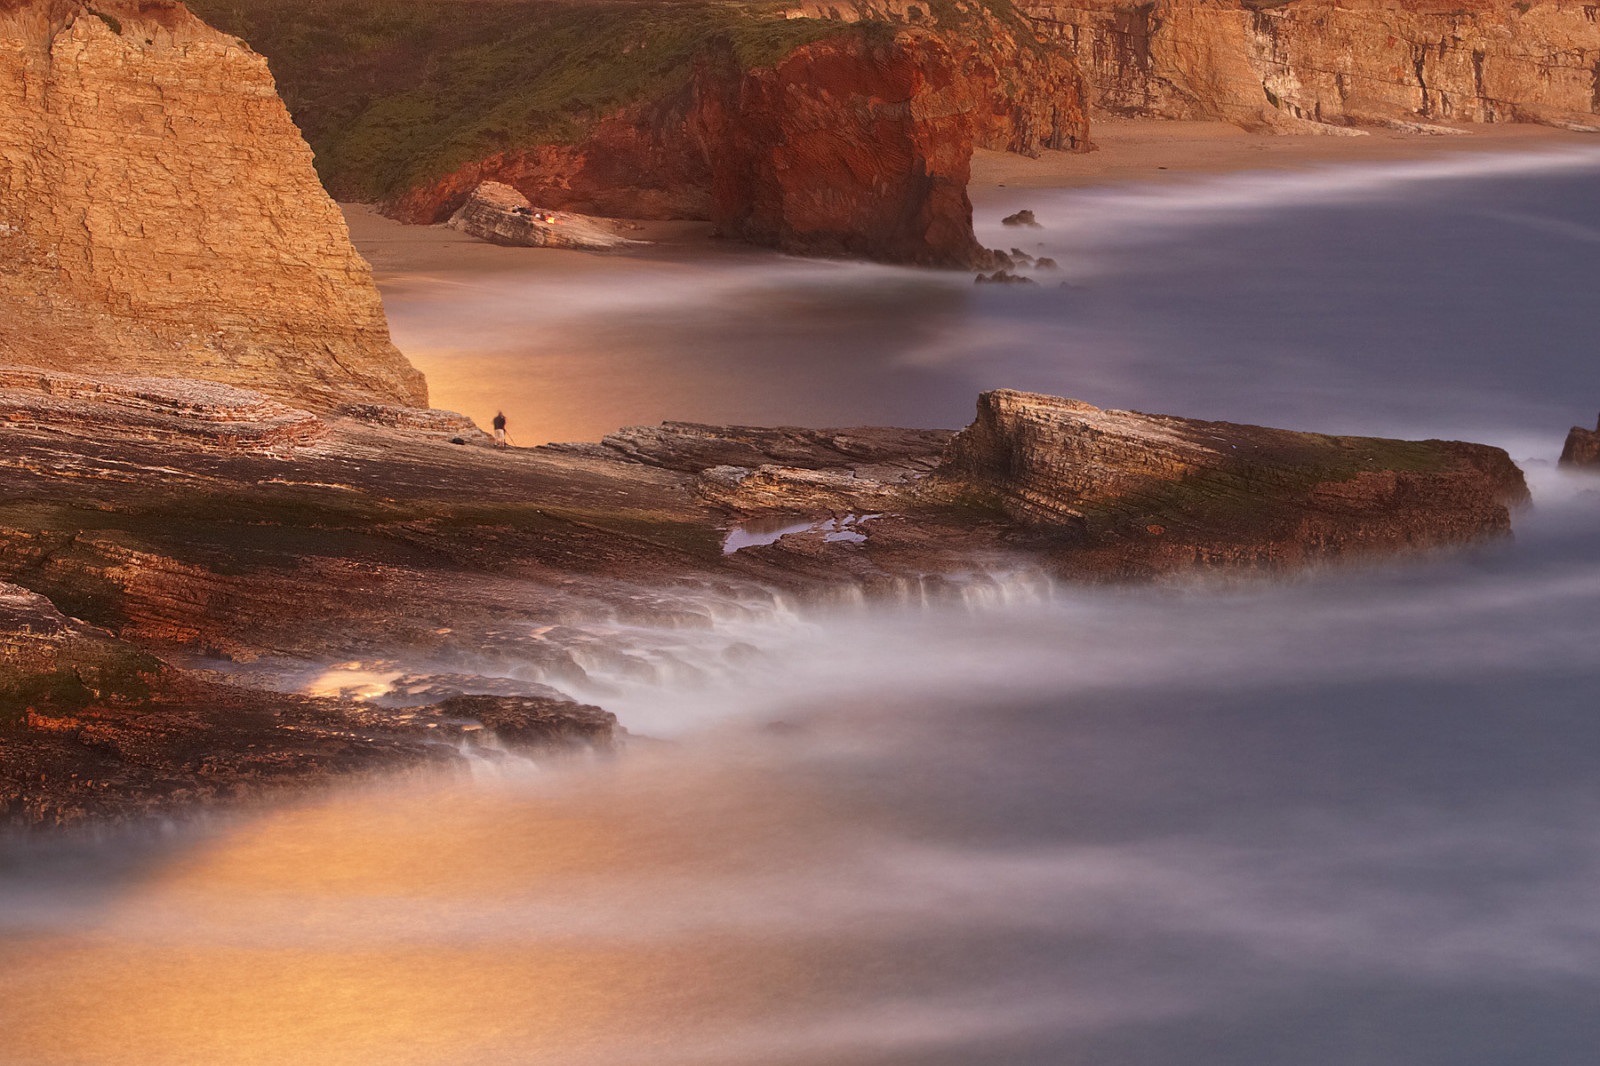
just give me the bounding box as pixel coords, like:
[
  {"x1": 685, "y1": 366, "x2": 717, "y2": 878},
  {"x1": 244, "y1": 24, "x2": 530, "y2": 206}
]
[
  {"x1": 1018, "y1": 0, "x2": 1600, "y2": 133},
  {"x1": 384, "y1": 14, "x2": 1088, "y2": 267},
  {"x1": 0, "y1": 0, "x2": 427, "y2": 408},
  {"x1": 697, "y1": 31, "x2": 991, "y2": 264}
]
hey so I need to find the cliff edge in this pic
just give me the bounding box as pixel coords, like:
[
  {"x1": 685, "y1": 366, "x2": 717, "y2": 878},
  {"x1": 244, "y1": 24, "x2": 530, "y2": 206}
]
[{"x1": 0, "y1": 0, "x2": 427, "y2": 408}]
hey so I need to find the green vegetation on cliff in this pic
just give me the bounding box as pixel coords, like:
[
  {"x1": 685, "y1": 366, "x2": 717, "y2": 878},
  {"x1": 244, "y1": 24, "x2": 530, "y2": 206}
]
[{"x1": 186, "y1": 0, "x2": 863, "y2": 201}]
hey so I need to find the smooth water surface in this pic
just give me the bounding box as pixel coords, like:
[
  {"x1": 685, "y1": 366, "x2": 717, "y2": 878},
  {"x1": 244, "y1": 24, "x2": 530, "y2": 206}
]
[{"x1": 5, "y1": 152, "x2": 1600, "y2": 1065}]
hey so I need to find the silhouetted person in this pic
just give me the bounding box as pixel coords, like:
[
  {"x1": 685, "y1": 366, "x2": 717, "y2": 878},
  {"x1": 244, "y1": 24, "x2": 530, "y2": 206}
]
[{"x1": 493, "y1": 411, "x2": 507, "y2": 447}]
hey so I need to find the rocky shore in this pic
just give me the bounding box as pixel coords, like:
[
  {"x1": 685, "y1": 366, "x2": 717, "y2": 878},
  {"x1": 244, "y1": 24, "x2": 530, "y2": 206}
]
[
  {"x1": 0, "y1": 0, "x2": 1566, "y2": 830},
  {"x1": 0, "y1": 372, "x2": 1530, "y2": 826}
]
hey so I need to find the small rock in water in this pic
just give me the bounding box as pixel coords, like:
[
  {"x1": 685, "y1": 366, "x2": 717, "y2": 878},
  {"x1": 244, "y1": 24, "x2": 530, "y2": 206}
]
[
  {"x1": 975, "y1": 270, "x2": 1037, "y2": 285},
  {"x1": 1008, "y1": 247, "x2": 1036, "y2": 267},
  {"x1": 1035, "y1": 257, "x2": 1059, "y2": 270},
  {"x1": 1001, "y1": 209, "x2": 1041, "y2": 228}
]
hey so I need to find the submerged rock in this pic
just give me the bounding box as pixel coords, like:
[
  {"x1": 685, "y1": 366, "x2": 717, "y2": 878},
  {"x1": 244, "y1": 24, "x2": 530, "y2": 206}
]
[
  {"x1": 1001, "y1": 209, "x2": 1042, "y2": 228},
  {"x1": 975, "y1": 270, "x2": 1037, "y2": 285},
  {"x1": 1022, "y1": 0, "x2": 1600, "y2": 136},
  {"x1": 447, "y1": 182, "x2": 641, "y2": 252},
  {"x1": 1560, "y1": 414, "x2": 1600, "y2": 467}
]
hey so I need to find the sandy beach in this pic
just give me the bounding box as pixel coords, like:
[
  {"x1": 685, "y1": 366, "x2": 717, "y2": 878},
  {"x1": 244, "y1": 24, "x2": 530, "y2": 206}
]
[
  {"x1": 347, "y1": 118, "x2": 1598, "y2": 277},
  {"x1": 968, "y1": 117, "x2": 1598, "y2": 196},
  {"x1": 342, "y1": 117, "x2": 1599, "y2": 442}
]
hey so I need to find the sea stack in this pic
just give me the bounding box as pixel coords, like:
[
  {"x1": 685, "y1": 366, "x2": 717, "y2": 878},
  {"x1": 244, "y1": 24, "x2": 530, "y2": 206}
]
[{"x1": 1560, "y1": 415, "x2": 1600, "y2": 467}]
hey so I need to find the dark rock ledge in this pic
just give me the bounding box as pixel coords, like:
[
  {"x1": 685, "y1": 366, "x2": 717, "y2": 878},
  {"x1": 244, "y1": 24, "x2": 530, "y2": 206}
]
[{"x1": 0, "y1": 370, "x2": 1530, "y2": 826}]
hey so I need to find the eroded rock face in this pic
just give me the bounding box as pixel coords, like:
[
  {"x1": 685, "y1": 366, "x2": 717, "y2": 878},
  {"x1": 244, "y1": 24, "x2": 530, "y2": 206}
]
[
  {"x1": 939, "y1": 389, "x2": 1529, "y2": 571},
  {"x1": 384, "y1": 16, "x2": 1086, "y2": 267},
  {"x1": 699, "y1": 23, "x2": 1084, "y2": 265},
  {"x1": 0, "y1": 0, "x2": 426, "y2": 408},
  {"x1": 1560, "y1": 414, "x2": 1600, "y2": 467},
  {"x1": 0, "y1": 365, "x2": 329, "y2": 450},
  {"x1": 1020, "y1": 0, "x2": 1600, "y2": 133}
]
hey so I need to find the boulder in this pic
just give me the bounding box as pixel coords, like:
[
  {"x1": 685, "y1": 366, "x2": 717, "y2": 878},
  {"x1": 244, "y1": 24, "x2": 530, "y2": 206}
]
[{"x1": 447, "y1": 182, "x2": 641, "y2": 252}]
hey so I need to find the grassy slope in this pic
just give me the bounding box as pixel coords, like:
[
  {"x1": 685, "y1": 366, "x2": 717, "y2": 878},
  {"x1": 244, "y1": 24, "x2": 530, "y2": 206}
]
[{"x1": 187, "y1": 0, "x2": 865, "y2": 201}]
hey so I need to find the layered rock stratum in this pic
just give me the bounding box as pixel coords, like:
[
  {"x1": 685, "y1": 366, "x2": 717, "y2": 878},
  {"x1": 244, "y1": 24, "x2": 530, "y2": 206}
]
[
  {"x1": 940, "y1": 390, "x2": 1529, "y2": 574},
  {"x1": 0, "y1": 372, "x2": 1531, "y2": 824},
  {"x1": 0, "y1": 0, "x2": 426, "y2": 408},
  {"x1": 1018, "y1": 0, "x2": 1600, "y2": 133}
]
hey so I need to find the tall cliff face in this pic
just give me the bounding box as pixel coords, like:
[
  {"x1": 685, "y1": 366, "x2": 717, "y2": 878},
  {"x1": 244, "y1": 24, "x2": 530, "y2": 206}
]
[
  {"x1": 190, "y1": 0, "x2": 1086, "y2": 269},
  {"x1": 0, "y1": 0, "x2": 426, "y2": 408},
  {"x1": 1020, "y1": 0, "x2": 1600, "y2": 133},
  {"x1": 698, "y1": 19, "x2": 1086, "y2": 264}
]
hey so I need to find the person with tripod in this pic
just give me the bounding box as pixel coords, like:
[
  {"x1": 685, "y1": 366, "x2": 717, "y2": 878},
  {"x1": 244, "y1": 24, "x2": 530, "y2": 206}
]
[{"x1": 493, "y1": 411, "x2": 509, "y2": 447}]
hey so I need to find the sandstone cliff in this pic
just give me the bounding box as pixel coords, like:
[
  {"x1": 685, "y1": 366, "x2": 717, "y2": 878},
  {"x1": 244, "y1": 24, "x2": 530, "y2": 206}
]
[
  {"x1": 0, "y1": 0, "x2": 427, "y2": 408},
  {"x1": 1019, "y1": 0, "x2": 1600, "y2": 133}
]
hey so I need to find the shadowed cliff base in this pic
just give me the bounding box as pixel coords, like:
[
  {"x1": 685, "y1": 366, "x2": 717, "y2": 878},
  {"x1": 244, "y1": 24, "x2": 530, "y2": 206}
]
[{"x1": 0, "y1": 376, "x2": 1528, "y2": 825}]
